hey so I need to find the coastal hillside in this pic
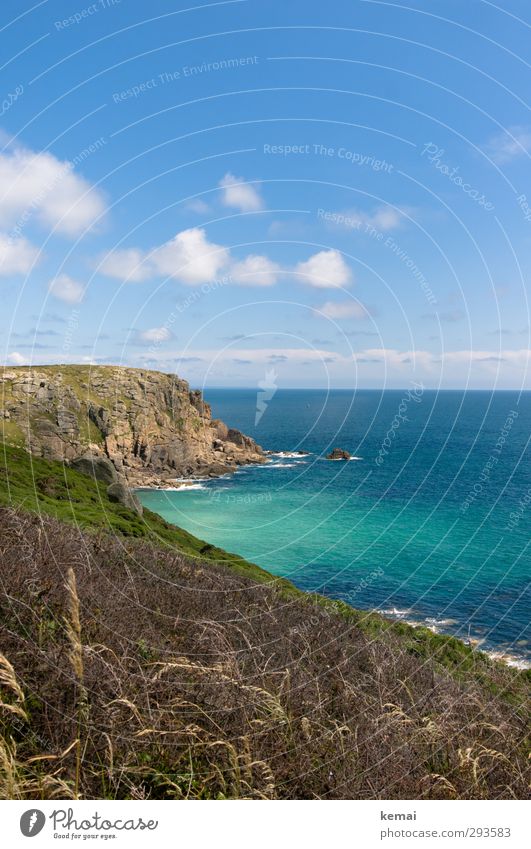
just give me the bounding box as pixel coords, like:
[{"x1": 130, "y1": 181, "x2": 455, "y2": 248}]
[
  {"x1": 0, "y1": 365, "x2": 263, "y2": 486},
  {"x1": 0, "y1": 443, "x2": 529, "y2": 800}
]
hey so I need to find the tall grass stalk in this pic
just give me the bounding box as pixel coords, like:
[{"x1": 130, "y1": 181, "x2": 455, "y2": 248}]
[{"x1": 64, "y1": 567, "x2": 87, "y2": 799}]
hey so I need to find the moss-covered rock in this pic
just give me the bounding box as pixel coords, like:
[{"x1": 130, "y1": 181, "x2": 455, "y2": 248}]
[
  {"x1": 70, "y1": 454, "x2": 118, "y2": 484},
  {"x1": 107, "y1": 481, "x2": 143, "y2": 515}
]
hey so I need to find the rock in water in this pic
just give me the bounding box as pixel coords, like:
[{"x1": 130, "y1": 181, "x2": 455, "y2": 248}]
[
  {"x1": 0, "y1": 365, "x2": 264, "y2": 486},
  {"x1": 326, "y1": 447, "x2": 351, "y2": 461}
]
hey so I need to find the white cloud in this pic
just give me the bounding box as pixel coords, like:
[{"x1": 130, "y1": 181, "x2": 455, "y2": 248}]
[
  {"x1": 485, "y1": 126, "x2": 531, "y2": 164},
  {"x1": 316, "y1": 300, "x2": 368, "y2": 320},
  {"x1": 0, "y1": 233, "x2": 40, "y2": 275},
  {"x1": 137, "y1": 326, "x2": 172, "y2": 343},
  {"x1": 230, "y1": 254, "x2": 280, "y2": 286},
  {"x1": 100, "y1": 228, "x2": 230, "y2": 285},
  {"x1": 219, "y1": 172, "x2": 263, "y2": 211},
  {"x1": 100, "y1": 232, "x2": 357, "y2": 291},
  {"x1": 48, "y1": 273, "x2": 84, "y2": 304},
  {"x1": 99, "y1": 248, "x2": 152, "y2": 282},
  {"x1": 7, "y1": 351, "x2": 26, "y2": 365},
  {"x1": 0, "y1": 143, "x2": 107, "y2": 237},
  {"x1": 294, "y1": 249, "x2": 352, "y2": 288},
  {"x1": 126, "y1": 345, "x2": 531, "y2": 389},
  {"x1": 151, "y1": 228, "x2": 230, "y2": 284}
]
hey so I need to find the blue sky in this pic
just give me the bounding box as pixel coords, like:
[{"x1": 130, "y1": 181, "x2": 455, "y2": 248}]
[{"x1": 1, "y1": 0, "x2": 530, "y2": 388}]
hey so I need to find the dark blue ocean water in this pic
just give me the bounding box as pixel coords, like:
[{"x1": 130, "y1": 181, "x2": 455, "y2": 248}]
[{"x1": 139, "y1": 390, "x2": 530, "y2": 666}]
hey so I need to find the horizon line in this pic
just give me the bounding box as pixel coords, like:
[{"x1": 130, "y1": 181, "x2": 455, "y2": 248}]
[{"x1": 3, "y1": 364, "x2": 528, "y2": 392}]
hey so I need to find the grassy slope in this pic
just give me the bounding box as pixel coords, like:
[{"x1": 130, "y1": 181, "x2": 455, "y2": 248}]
[
  {"x1": 1, "y1": 441, "x2": 529, "y2": 694},
  {"x1": 0, "y1": 441, "x2": 529, "y2": 799},
  {"x1": 0, "y1": 442, "x2": 283, "y2": 587}
]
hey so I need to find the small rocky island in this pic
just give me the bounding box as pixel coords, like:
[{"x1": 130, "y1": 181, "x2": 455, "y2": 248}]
[{"x1": 326, "y1": 447, "x2": 351, "y2": 461}]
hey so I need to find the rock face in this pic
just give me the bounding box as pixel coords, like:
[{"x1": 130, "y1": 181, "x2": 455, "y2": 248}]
[
  {"x1": 0, "y1": 366, "x2": 264, "y2": 487},
  {"x1": 326, "y1": 447, "x2": 351, "y2": 461}
]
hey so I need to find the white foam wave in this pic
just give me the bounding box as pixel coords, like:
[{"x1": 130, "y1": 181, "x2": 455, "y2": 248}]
[
  {"x1": 377, "y1": 609, "x2": 530, "y2": 668},
  {"x1": 425, "y1": 617, "x2": 458, "y2": 629},
  {"x1": 265, "y1": 460, "x2": 305, "y2": 468},
  {"x1": 318, "y1": 455, "x2": 363, "y2": 461},
  {"x1": 486, "y1": 651, "x2": 530, "y2": 670},
  {"x1": 377, "y1": 607, "x2": 412, "y2": 618},
  {"x1": 269, "y1": 451, "x2": 311, "y2": 459},
  {"x1": 164, "y1": 482, "x2": 208, "y2": 492}
]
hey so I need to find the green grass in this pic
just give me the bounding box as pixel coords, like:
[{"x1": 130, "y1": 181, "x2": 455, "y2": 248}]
[
  {"x1": 0, "y1": 440, "x2": 529, "y2": 700},
  {"x1": 0, "y1": 420, "x2": 24, "y2": 445},
  {"x1": 78, "y1": 416, "x2": 105, "y2": 445},
  {"x1": 0, "y1": 441, "x2": 288, "y2": 589}
]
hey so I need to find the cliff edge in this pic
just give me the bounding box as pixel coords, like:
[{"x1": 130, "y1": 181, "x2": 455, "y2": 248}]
[{"x1": 0, "y1": 365, "x2": 264, "y2": 486}]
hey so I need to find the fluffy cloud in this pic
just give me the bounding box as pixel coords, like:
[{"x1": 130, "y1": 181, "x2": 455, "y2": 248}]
[
  {"x1": 219, "y1": 173, "x2": 263, "y2": 211},
  {"x1": 100, "y1": 229, "x2": 230, "y2": 285},
  {"x1": 48, "y1": 274, "x2": 84, "y2": 304},
  {"x1": 100, "y1": 230, "x2": 356, "y2": 291},
  {"x1": 0, "y1": 234, "x2": 40, "y2": 275},
  {"x1": 485, "y1": 126, "x2": 531, "y2": 164},
  {"x1": 316, "y1": 300, "x2": 368, "y2": 320},
  {"x1": 0, "y1": 143, "x2": 106, "y2": 237},
  {"x1": 230, "y1": 254, "x2": 280, "y2": 286},
  {"x1": 137, "y1": 326, "x2": 172, "y2": 343},
  {"x1": 151, "y1": 228, "x2": 229, "y2": 284},
  {"x1": 294, "y1": 249, "x2": 352, "y2": 288}
]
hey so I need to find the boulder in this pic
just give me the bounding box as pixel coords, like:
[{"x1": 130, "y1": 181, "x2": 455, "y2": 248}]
[
  {"x1": 106, "y1": 482, "x2": 143, "y2": 515},
  {"x1": 71, "y1": 454, "x2": 118, "y2": 484},
  {"x1": 227, "y1": 428, "x2": 261, "y2": 452},
  {"x1": 205, "y1": 462, "x2": 232, "y2": 477},
  {"x1": 326, "y1": 448, "x2": 351, "y2": 461}
]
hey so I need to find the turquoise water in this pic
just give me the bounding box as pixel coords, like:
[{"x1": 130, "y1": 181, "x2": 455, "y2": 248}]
[{"x1": 138, "y1": 390, "x2": 530, "y2": 666}]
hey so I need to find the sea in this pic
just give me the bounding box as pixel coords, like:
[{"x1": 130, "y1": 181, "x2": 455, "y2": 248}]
[{"x1": 138, "y1": 389, "x2": 530, "y2": 668}]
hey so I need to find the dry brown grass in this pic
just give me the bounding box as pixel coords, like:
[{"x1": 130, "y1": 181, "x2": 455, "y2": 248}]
[{"x1": 0, "y1": 507, "x2": 529, "y2": 799}]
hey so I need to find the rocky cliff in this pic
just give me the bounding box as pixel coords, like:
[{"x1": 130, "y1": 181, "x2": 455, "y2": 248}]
[{"x1": 0, "y1": 365, "x2": 264, "y2": 486}]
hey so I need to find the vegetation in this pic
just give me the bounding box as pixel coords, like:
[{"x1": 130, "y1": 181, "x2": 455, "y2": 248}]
[
  {"x1": 0, "y1": 442, "x2": 283, "y2": 587},
  {"x1": 0, "y1": 442, "x2": 529, "y2": 799}
]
